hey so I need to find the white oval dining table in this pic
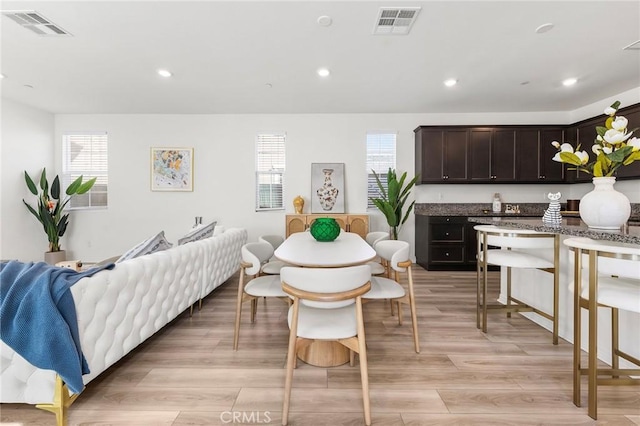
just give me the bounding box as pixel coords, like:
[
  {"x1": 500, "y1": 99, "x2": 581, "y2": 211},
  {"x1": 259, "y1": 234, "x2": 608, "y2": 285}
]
[
  {"x1": 274, "y1": 230, "x2": 376, "y2": 268},
  {"x1": 274, "y1": 230, "x2": 376, "y2": 367}
]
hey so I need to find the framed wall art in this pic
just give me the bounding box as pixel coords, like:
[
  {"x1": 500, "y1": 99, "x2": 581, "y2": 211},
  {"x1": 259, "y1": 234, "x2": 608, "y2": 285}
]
[
  {"x1": 311, "y1": 163, "x2": 345, "y2": 213},
  {"x1": 151, "y1": 147, "x2": 194, "y2": 191}
]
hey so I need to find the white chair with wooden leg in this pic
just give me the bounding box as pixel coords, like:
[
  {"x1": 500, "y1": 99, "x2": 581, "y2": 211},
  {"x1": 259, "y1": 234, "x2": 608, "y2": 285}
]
[
  {"x1": 564, "y1": 237, "x2": 640, "y2": 420},
  {"x1": 363, "y1": 240, "x2": 420, "y2": 353},
  {"x1": 281, "y1": 265, "x2": 372, "y2": 426},
  {"x1": 365, "y1": 231, "x2": 389, "y2": 276},
  {"x1": 233, "y1": 242, "x2": 288, "y2": 350},
  {"x1": 475, "y1": 225, "x2": 560, "y2": 345},
  {"x1": 258, "y1": 234, "x2": 288, "y2": 275}
]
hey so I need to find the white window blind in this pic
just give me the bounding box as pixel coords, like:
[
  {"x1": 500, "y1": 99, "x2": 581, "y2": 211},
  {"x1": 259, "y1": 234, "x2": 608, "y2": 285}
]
[
  {"x1": 366, "y1": 132, "x2": 396, "y2": 209},
  {"x1": 62, "y1": 132, "x2": 108, "y2": 209},
  {"x1": 256, "y1": 133, "x2": 285, "y2": 211}
]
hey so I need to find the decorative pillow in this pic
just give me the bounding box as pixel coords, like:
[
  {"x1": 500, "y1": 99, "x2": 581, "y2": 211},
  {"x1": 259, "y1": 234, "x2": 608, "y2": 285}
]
[
  {"x1": 116, "y1": 231, "x2": 173, "y2": 263},
  {"x1": 178, "y1": 221, "x2": 217, "y2": 245}
]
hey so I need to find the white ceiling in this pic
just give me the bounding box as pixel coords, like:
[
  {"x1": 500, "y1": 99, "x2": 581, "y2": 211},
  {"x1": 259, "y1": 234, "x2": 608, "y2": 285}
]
[{"x1": 1, "y1": 1, "x2": 639, "y2": 114}]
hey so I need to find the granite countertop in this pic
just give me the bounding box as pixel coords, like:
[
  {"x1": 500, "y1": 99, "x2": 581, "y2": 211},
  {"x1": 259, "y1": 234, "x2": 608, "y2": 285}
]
[{"x1": 467, "y1": 216, "x2": 640, "y2": 245}]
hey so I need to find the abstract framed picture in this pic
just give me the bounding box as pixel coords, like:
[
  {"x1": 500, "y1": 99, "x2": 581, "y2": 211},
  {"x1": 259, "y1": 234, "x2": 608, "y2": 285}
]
[
  {"x1": 151, "y1": 147, "x2": 194, "y2": 191},
  {"x1": 311, "y1": 163, "x2": 345, "y2": 213}
]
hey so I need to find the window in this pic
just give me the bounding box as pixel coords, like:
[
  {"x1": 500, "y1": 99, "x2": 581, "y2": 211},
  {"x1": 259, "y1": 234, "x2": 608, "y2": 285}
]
[
  {"x1": 366, "y1": 132, "x2": 396, "y2": 209},
  {"x1": 256, "y1": 133, "x2": 285, "y2": 211},
  {"x1": 62, "y1": 132, "x2": 108, "y2": 209}
]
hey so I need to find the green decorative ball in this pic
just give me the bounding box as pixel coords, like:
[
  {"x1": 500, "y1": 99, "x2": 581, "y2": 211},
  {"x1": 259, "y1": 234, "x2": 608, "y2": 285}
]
[{"x1": 310, "y1": 218, "x2": 341, "y2": 242}]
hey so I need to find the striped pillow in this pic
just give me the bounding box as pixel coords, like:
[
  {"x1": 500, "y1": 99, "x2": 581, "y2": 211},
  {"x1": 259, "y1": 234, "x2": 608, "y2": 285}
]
[
  {"x1": 178, "y1": 221, "x2": 217, "y2": 245},
  {"x1": 116, "y1": 231, "x2": 173, "y2": 263}
]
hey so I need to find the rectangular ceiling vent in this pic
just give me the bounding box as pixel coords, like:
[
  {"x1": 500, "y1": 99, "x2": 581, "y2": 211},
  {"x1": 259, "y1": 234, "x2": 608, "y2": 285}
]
[
  {"x1": 2, "y1": 10, "x2": 72, "y2": 36},
  {"x1": 623, "y1": 40, "x2": 640, "y2": 51},
  {"x1": 374, "y1": 7, "x2": 421, "y2": 35}
]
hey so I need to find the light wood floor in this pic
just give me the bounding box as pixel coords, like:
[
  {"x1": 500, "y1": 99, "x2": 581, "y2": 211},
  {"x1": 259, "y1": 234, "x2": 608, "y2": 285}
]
[{"x1": 2, "y1": 267, "x2": 639, "y2": 425}]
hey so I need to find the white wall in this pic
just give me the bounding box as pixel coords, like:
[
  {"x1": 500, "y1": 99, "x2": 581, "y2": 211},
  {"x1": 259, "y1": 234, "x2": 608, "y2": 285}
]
[
  {"x1": 0, "y1": 99, "x2": 55, "y2": 261},
  {"x1": 2, "y1": 88, "x2": 638, "y2": 262}
]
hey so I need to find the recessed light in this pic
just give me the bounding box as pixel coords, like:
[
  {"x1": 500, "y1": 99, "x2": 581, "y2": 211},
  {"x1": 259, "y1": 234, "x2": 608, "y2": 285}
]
[
  {"x1": 444, "y1": 79, "x2": 457, "y2": 87},
  {"x1": 317, "y1": 15, "x2": 332, "y2": 27},
  {"x1": 157, "y1": 69, "x2": 172, "y2": 78},
  {"x1": 317, "y1": 68, "x2": 330, "y2": 77},
  {"x1": 535, "y1": 23, "x2": 554, "y2": 34},
  {"x1": 562, "y1": 78, "x2": 577, "y2": 86}
]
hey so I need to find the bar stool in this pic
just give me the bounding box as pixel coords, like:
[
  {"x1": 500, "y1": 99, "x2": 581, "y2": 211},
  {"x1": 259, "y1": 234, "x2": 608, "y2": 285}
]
[
  {"x1": 475, "y1": 225, "x2": 560, "y2": 344},
  {"x1": 563, "y1": 237, "x2": 640, "y2": 420}
]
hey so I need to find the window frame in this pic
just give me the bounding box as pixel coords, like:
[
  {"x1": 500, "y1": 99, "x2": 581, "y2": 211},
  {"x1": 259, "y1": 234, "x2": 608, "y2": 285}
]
[
  {"x1": 255, "y1": 132, "x2": 286, "y2": 211},
  {"x1": 366, "y1": 131, "x2": 397, "y2": 209},
  {"x1": 62, "y1": 131, "x2": 108, "y2": 210}
]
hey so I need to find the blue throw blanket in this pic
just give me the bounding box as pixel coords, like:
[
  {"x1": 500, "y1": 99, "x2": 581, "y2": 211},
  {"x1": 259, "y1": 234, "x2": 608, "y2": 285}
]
[{"x1": 0, "y1": 260, "x2": 115, "y2": 394}]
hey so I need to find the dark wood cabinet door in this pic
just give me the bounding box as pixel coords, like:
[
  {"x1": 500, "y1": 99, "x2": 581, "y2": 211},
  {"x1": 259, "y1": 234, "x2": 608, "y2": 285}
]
[
  {"x1": 515, "y1": 129, "x2": 540, "y2": 182},
  {"x1": 415, "y1": 128, "x2": 444, "y2": 182},
  {"x1": 491, "y1": 129, "x2": 516, "y2": 181},
  {"x1": 540, "y1": 128, "x2": 565, "y2": 182},
  {"x1": 469, "y1": 129, "x2": 492, "y2": 181},
  {"x1": 615, "y1": 106, "x2": 640, "y2": 179},
  {"x1": 575, "y1": 117, "x2": 601, "y2": 182},
  {"x1": 443, "y1": 130, "x2": 468, "y2": 181}
]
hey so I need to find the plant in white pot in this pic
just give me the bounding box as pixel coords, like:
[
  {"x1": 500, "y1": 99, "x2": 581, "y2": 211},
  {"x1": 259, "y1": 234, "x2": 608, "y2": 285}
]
[
  {"x1": 23, "y1": 168, "x2": 96, "y2": 263},
  {"x1": 370, "y1": 168, "x2": 419, "y2": 240},
  {"x1": 551, "y1": 100, "x2": 640, "y2": 229}
]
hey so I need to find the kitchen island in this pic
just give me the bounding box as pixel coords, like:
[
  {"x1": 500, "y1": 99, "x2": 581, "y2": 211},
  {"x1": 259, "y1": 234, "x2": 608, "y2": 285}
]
[{"x1": 467, "y1": 216, "x2": 639, "y2": 372}]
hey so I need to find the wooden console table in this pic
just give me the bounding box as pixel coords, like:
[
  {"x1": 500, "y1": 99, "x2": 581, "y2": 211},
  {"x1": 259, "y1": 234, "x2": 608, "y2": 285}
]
[{"x1": 285, "y1": 214, "x2": 368, "y2": 239}]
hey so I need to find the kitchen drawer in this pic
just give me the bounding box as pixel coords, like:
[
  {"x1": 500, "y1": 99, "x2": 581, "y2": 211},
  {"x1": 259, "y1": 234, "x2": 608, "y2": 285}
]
[
  {"x1": 429, "y1": 246, "x2": 465, "y2": 263},
  {"x1": 428, "y1": 216, "x2": 467, "y2": 224},
  {"x1": 430, "y1": 224, "x2": 465, "y2": 242}
]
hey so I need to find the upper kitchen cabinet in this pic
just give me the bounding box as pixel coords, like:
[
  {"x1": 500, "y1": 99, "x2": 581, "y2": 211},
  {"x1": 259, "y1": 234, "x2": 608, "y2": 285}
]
[
  {"x1": 614, "y1": 104, "x2": 640, "y2": 180},
  {"x1": 415, "y1": 127, "x2": 468, "y2": 183},
  {"x1": 469, "y1": 128, "x2": 516, "y2": 182},
  {"x1": 515, "y1": 127, "x2": 565, "y2": 183}
]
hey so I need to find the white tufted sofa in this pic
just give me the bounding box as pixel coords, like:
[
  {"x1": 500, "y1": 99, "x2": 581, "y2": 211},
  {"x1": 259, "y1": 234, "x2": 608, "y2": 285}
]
[{"x1": 0, "y1": 227, "x2": 247, "y2": 415}]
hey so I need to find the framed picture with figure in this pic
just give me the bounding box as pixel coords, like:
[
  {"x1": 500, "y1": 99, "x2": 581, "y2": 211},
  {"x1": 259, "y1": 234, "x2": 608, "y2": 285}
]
[
  {"x1": 151, "y1": 147, "x2": 194, "y2": 191},
  {"x1": 311, "y1": 163, "x2": 345, "y2": 213}
]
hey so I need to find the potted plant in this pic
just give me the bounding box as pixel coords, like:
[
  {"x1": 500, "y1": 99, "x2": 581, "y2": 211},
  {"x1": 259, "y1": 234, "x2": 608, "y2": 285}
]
[
  {"x1": 23, "y1": 168, "x2": 96, "y2": 263},
  {"x1": 370, "y1": 168, "x2": 419, "y2": 240},
  {"x1": 550, "y1": 100, "x2": 639, "y2": 229}
]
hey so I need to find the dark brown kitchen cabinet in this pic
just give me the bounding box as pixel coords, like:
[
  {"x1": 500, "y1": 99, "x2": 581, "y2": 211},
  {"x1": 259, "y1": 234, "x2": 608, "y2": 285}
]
[
  {"x1": 615, "y1": 105, "x2": 640, "y2": 179},
  {"x1": 415, "y1": 127, "x2": 468, "y2": 183},
  {"x1": 515, "y1": 127, "x2": 565, "y2": 183},
  {"x1": 415, "y1": 215, "x2": 478, "y2": 271},
  {"x1": 469, "y1": 128, "x2": 516, "y2": 182}
]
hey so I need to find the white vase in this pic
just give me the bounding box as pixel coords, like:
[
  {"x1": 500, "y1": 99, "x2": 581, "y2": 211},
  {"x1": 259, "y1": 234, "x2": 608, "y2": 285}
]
[{"x1": 579, "y1": 177, "x2": 630, "y2": 230}]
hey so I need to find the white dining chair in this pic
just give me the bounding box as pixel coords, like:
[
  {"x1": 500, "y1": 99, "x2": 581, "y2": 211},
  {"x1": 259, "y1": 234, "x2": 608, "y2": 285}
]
[
  {"x1": 233, "y1": 242, "x2": 288, "y2": 350},
  {"x1": 365, "y1": 231, "x2": 390, "y2": 276},
  {"x1": 564, "y1": 237, "x2": 640, "y2": 420},
  {"x1": 258, "y1": 234, "x2": 288, "y2": 275},
  {"x1": 280, "y1": 265, "x2": 372, "y2": 426},
  {"x1": 475, "y1": 225, "x2": 560, "y2": 345},
  {"x1": 363, "y1": 240, "x2": 420, "y2": 353}
]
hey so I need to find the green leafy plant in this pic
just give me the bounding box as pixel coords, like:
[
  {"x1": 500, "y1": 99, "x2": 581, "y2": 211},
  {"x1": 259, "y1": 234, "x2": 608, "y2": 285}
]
[
  {"x1": 23, "y1": 168, "x2": 96, "y2": 252},
  {"x1": 551, "y1": 100, "x2": 640, "y2": 176},
  {"x1": 370, "y1": 168, "x2": 419, "y2": 240}
]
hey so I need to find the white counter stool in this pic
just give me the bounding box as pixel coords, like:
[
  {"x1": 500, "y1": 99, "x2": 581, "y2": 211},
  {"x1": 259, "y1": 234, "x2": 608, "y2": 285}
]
[
  {"x1": 474, "y1": 225, "x2": 560, "y2": 345},
  {"x1": 563, "y1": 237, "x2": 640, "y2": 420}
]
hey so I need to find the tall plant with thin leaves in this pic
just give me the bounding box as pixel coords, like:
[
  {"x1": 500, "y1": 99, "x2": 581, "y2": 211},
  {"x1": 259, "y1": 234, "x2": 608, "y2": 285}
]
[
  {"x1": 23, "y1": 168, "x2": 96, "y2": 252},
  {"x1": 370, "y1": 168, "x2": 419, "y2": 240}
]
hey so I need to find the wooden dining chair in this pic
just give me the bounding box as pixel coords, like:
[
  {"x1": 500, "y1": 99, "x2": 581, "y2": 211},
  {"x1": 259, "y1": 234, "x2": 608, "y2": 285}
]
[
  {"x1": 280, "y1": 265, "x2": 372, "y2": 426},
  {"x1": 258, "y1": 234, "x2": 288, "y2": 275},
  {"x1": 365, "y1": 231, "x2": 390, "y2": 276},
  {"x1": 363, "y1": 240, "x2": 420, "y2": 353},
  {"x1": 233, "y1": 242, "x2": 288, "y2": 350}
]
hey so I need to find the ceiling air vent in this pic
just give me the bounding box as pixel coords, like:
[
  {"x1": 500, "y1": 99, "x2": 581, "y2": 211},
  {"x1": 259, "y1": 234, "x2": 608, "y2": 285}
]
[
  {"x1": 623, "y1": 40, "x2": 640, "y2": 51},
  {"x1": 2, "y1": 10, "x2": 72, "y2": 36},
  {"x1": 374, "y1": 7, "x2": 421, "y2": 35}
]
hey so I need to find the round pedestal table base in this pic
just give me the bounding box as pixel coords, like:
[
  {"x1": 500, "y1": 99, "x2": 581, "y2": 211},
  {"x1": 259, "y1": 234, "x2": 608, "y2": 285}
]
[{"x1": 297, "y1": 341, "x2": 350, "y2": 367}]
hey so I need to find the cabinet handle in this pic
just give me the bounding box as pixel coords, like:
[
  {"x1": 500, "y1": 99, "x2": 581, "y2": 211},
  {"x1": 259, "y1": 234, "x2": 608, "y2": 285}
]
[
  {"x1": 445, "y1": 252, "x2": 450, "y2": 256},
  {"x1": 445, "y1": 232, "x2": 449, "y2": 236},
  {"x1": 446, "y1": 218, "x2": 450, "y2": 222}
]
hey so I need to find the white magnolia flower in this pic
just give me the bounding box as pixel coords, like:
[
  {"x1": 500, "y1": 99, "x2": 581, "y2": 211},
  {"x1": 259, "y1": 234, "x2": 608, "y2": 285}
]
[
  {"x1": 628, "y1": 137, "x2": 640, "y2": 152},
  {"x1": 603, "y1": 128, "x2": 633, "y2": 145},
  {"x1": 611, "y1": 116, "x2": 628, "y2": 131},
  {"x1": 596, "y1": 135, "x2": 604, "y2": 142},
  {"x1": 603, "y1": 146, "x2": 613, "y2": 154},
  {"x1": 551, "y1": 140, "x2": 560, "y2": 148},
  {"x1": 604, "y1": 106, "x2": 617, "y2": 116},
  {"x1": 575, "y1": 150, "x2": 589, "y2": 164},
  {"x1": 560, "y1": 143, "x2": 574, "y2": 152},
  {"x1": 592, "y1": 144, "x2": 602, "y2": 155}
]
